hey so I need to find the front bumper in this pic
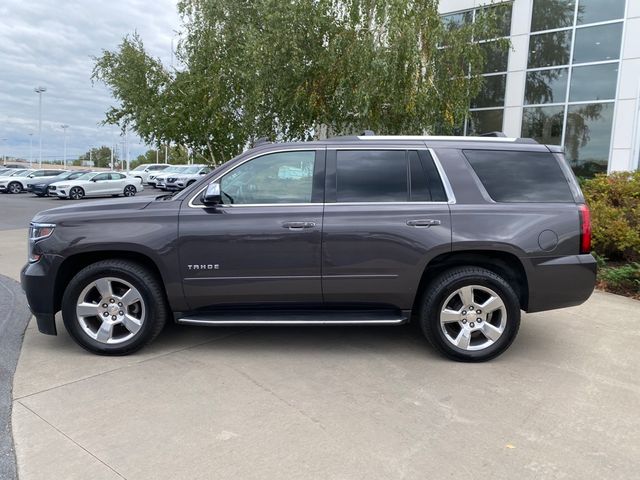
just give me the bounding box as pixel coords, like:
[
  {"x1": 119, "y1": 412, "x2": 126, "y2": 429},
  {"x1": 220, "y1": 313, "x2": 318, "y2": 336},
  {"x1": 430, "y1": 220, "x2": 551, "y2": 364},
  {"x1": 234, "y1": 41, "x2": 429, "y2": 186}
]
[
  {"x1": 526, "y1": 254, "x2": 597, "y2": 313},
  {"x1": 21, "y1": 254, "x2": 63, "y2": 335},
  {"x1": 0, "y1": 185, "x2": 7, "y2": 192}
]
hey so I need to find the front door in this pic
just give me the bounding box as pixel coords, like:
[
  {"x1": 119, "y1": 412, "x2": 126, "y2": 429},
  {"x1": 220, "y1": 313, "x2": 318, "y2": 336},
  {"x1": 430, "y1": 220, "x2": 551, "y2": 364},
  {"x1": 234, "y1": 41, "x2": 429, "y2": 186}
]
[
  {"x1": 178, "y1": 148, "x2": 325, "y2": 310},
  {"x1": 322, "y1": 147, "x2": 452, "y2": 310}
]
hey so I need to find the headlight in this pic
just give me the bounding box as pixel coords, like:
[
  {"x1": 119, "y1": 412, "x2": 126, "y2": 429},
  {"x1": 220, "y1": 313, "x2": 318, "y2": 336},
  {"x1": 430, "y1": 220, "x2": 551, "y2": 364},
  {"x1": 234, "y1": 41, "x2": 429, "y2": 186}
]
[
  {"x1": 56, "y1": 184, "x2": 69, "y2": 189},
  {"x1": 28, "y1": 222, "x2": 55, "y2": 263}
]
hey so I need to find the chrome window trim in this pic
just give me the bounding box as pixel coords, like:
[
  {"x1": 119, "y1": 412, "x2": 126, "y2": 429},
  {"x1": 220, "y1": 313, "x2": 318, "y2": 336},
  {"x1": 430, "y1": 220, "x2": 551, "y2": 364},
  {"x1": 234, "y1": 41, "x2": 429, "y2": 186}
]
[{"x1": 188, "y1": 146, "x2": 457, "y2": 208}]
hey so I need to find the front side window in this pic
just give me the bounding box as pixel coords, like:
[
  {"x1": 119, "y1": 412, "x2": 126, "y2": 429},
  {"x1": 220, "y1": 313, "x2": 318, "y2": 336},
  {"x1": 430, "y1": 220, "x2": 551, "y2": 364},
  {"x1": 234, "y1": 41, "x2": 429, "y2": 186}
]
[
  {"x1": 220, "y1": 151, "x2": 315, "y2": 204},
  {"x1": 93, "y1": 173, "x2": 109, "y2": 181}
]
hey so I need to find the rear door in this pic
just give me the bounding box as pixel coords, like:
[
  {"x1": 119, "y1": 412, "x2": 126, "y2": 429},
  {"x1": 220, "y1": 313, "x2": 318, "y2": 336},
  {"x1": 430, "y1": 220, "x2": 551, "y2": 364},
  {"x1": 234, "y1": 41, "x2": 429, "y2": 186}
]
[{"x1": 321, "y1": 147, "x2": 452, "y2": 310}]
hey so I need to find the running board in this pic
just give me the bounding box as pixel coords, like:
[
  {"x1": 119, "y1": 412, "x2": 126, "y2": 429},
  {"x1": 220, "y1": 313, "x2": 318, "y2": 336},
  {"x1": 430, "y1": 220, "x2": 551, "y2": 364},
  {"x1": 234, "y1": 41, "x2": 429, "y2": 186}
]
[{"x1": 176, "y1": 310, "x2": 408, "y2": 326}]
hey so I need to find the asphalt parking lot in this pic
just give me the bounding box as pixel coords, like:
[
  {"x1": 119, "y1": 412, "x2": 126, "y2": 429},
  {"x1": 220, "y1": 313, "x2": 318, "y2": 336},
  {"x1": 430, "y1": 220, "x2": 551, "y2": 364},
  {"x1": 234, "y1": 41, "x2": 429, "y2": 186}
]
[{"x1": 1, "y1": 190, "x2": 640, "y2": 479}]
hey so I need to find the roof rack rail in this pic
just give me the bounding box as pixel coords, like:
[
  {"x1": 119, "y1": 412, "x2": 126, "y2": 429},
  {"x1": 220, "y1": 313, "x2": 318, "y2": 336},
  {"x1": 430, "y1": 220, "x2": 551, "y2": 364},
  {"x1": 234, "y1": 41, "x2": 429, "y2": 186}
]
[{"x1": 479, "y1": 131, "x2": 507, "y2": 137}]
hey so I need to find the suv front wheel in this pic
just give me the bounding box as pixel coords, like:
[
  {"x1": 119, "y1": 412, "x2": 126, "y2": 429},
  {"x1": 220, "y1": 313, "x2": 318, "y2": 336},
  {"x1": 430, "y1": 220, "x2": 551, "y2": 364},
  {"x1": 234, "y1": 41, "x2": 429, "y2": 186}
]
[
  {"x1": 61, "y1": 260, "x2": 168, "y2": 355},
  {"x1": 420, "y1": 267, "x2": 520, "y2": 362}
]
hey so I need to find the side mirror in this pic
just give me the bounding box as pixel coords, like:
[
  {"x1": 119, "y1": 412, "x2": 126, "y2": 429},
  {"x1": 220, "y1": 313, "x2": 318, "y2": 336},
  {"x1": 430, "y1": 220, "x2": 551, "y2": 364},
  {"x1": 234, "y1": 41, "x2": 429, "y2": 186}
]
[
  {"x1": 28, "y1": 174, "x2": 35, "y2": 178},
  {"x1": 202, "y1": 182, "x2": 222, "y2": 205},
  {"x1": 199, "y1": 171, "x2": 206, "y2": 175}
]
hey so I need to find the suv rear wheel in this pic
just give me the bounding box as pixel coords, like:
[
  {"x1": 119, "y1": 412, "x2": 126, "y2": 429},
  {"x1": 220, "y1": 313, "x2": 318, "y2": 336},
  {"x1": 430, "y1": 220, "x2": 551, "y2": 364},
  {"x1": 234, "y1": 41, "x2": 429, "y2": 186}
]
[
  {"x1": 61, "y1": 260, "x2": 168, "y2": 355},
  {"x1": 420, "y1": 267, "x2": 520, "y2": 362}
]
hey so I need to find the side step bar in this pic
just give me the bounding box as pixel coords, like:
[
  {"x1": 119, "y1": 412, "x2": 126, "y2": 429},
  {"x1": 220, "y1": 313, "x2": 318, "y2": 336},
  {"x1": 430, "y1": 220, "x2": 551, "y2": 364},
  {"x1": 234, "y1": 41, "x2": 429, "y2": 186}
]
[{"x1": 177, "y1": 310, "x2": 408, "y2": 326}]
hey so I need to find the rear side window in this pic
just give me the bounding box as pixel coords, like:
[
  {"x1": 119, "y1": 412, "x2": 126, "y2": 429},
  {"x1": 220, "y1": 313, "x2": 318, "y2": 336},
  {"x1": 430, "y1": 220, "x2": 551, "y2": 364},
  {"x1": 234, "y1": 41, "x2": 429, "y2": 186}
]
[
  {"x1": 337, "y1": 150, "x2": 407, "y2": 202},
  {"x1": 463, "y1": 150, "x2": 574, "y2": 202},
  {"x1": 335, "y1": 150, "x2": 449, "y2": 203}
]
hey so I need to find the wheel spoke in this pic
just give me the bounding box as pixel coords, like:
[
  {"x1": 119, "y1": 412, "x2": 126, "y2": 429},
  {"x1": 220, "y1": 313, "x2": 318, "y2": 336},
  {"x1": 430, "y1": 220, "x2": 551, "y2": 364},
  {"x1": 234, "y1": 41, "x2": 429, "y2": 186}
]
[
  {"x1": 77, "y1": 302, "x2": 100, "y2": 317},
  {"x1": 479, "y1": 295, "x2": 504, "y2": 313},
  {"x1": 441, "y1": 308, "x2": 462, "y2": 323},
  {"x1": 121, "y1": 314, "x2": 142, "y2": 335},
  {"x1": 94, "y1": 278, "x2": 112, "y2": 299},
  {"x1": 120, "y1": 288, "x2": 141, "y2": 307},
  {"x1": 454, "y1": 329, "x2": 471, "y2": 349},
  {"x1": 481, "y1": 322, "x2": 503, "y2": 342},
  {"x1": 458, "y1": 286, "x2": 474, "y2": 307},
  {"x1": 95, "y1": 321, "x2": 114, "y2": 342}
]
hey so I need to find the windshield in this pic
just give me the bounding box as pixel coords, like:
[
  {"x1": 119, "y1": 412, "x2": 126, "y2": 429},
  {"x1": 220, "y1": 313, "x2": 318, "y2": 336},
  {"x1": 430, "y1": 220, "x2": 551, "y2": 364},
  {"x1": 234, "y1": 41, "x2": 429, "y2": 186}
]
[
  {"x1": 9, "y1": 170, "x2": 30, "y2": 177},
  {"x1": 131, "y1": 165, "x2": 148, "y2": 171},
  {"x1": 163, "y1": 166, "x2": 188, "y2": 173}
]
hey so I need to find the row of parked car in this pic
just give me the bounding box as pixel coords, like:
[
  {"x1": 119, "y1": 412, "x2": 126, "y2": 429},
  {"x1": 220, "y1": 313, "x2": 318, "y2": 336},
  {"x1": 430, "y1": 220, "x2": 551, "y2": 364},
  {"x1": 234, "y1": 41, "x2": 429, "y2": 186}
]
[{"x1": 0, "y1": 163, "x2": 211, "y2": 199}]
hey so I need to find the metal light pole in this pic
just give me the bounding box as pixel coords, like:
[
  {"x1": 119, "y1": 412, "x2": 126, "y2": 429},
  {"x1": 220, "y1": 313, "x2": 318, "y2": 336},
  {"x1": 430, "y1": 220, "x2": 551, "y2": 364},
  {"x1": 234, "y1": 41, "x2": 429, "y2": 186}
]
[
  {"x1": 1, "y1": 138, "x2": 7, "y2": 166},
  {"x1": 34, "y1": 86, "x2": 46, "y2": 168},
  {"x1": 125, "y1": 129, "x2": 130, "y2": 173},
  {"x1": 60, "y1": 124, "x2": 69, "y2": 168},
  {"x1": 28, "y1": 133, "x2": 33, "y2": 167}
]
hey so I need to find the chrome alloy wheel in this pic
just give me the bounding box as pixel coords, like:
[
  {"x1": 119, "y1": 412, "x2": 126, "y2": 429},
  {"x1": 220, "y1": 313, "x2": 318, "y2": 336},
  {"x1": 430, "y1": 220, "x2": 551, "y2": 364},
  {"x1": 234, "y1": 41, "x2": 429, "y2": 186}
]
[
  {"x1": 124, "y1": 185, "x2": 136, "y2": 196},
  {"x1": 8, "y1": 182, "x2": 22, "y2": 194},
  {"x1": 439, "y1": 285, "x2": 507, "y2": 351},
  {"x1": 76, "y1": 277, "x2": 146, "y2": 344}
]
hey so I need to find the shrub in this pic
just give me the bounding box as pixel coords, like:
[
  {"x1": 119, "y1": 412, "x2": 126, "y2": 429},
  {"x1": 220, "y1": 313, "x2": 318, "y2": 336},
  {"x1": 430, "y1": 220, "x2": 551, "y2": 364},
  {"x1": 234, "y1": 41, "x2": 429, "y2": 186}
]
[
  {"x1": 582, "y1": 171, "x2": 640, "y2": 262},
  {"x1": 599, "y1": 262, "x2": 640, "y2": 298}
]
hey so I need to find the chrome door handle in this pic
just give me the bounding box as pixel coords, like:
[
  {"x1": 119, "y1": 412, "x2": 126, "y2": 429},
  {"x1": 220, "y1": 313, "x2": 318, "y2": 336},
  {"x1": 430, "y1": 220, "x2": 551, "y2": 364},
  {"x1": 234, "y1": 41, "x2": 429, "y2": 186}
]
[
  {"x1": 407, "y1": 219, "x2": 441, "y2": 227},
  {"x1": 282, "y1": 221, "x2": 316, "y2": 230}
]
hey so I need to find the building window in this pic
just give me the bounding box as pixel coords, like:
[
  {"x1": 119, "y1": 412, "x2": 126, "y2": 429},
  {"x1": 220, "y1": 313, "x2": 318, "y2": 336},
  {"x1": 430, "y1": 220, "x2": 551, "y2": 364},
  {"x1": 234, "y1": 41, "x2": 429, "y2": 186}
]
[
  {"x1": 569, "y1": 64, "x2": 618, "y2": 102},
  {"x1": 528, "y1": 30, "x2": 572, "y2": 68},
  {"x1": 531, "y1": 0, "x2": 576, "y2": 32},
  {"x1": 521, "y1": 105, "x2": 565, "y2": 145},
  {"x1": 524, "y1": 0, "x2": 625, "y2": 175},
  {"x1": 443, "y1": 1, "x2": 514, "y2": 136},
  {"x1": 467, "y1": 110, "x2": 505, "y2": 135},
  {"x1": 565, "y1": 103, "x2": 614, "y2": 175},
  {"x1": 577, "y1": 0, "x2": 626, "y2": 25},
  {"x1": 525, "y1": 68, "x2": 569, "y2": 104}
]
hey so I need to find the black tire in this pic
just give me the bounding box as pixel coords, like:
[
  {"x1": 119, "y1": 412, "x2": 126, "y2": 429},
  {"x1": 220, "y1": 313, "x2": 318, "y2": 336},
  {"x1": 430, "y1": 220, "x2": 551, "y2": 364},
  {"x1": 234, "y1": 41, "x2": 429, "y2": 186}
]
[
  {"x1": 419, "y1": 267, "x2": 521, "y2": 362},
  {"x1": 8, "y1": 182, "x2": 22, "y2": 194},
  {"x1": 61, "y1": 260, "x2": 168, "y2": 355},
  {"x1": 69, "y1": 187, "x2": 84, "y2": 200},
  {"x1": 123, "y1": 185, "x2": 137, "y2": 197}
]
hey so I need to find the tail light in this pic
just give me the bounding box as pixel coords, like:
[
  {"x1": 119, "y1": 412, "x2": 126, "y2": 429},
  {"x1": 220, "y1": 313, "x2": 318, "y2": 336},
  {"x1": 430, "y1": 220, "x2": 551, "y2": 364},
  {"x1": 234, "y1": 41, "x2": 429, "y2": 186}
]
[{"x1": 578, "y1": 204, "x2": 591, "y2": 254}]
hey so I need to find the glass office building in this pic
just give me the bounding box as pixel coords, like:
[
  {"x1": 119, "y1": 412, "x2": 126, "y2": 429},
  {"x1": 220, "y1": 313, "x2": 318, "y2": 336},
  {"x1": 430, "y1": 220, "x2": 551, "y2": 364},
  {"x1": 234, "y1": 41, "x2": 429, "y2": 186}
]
[{"x1": 440, "y1": 0, "x2": 639, "y2": 174}]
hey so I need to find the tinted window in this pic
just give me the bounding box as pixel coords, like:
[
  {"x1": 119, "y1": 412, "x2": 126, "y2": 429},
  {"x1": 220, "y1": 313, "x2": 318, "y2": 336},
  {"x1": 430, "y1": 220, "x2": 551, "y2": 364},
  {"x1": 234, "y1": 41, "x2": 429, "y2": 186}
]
[
  {"x1": 93, "y1": 173, "x2": 109, "y2": 181},
  {"x1": 336, "y1": 150, "x2": 407, "y2": 202},
  {"x1": 569, "y1": 63, "x2": 618, "y2": 101},
  {"x1": 531, "y1": 0, "x2": 575, "y2": 32},
  {"x1": 573, "y1": 23, "x2": 622, "y2": 64},
  {"x1": 525, "y1": 68, "x2": 568, "y2": 105},
  {"x1": 577, "y1": 0, "x2": 625, "y2": 25},
  {"x1": 467, "y1": 109, "x2": 504, "y2": 135},
  {"x1": 220, "y1": 151, "x2": 315, "y2": 204},
  {"x1": 528, "y1": 30, "x2": 572, "y2": 68},
  {"x1": 521, "y1": 105, "x2": 564, "y2": 145},
  {"x1": 464, "y1": 150, "x2": 574, "y2": 202},
  {"x1": 409, "y1": 152, "x2": 430, "y2": 201}
]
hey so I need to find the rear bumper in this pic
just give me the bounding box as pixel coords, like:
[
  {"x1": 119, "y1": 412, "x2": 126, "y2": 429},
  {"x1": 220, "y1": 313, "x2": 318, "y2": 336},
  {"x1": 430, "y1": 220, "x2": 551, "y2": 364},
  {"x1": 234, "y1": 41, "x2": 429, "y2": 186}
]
[
  {"x1": 526, "y1": 254, "x2": 597, "y2": 313},
  {"x1": 21, "y1": 255, "x2": 62, "y2": 335}
]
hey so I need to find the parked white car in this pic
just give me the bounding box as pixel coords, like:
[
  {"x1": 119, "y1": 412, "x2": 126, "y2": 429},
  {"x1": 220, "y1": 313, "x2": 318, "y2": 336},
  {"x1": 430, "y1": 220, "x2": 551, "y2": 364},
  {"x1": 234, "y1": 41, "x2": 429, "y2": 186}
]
[
  {"x1": 164, "y1": 165, "x2": 211, "y2": 190},
  {"x1": 49, "y1": 171, "x2": 143, "y2": 200},
  {"x1": 129, "y1": 163, "x2": 172, "y2": 184},
  {"x1": 0, "y1": 169, "x2": 36, "y2": 193},
  {"x1": 152, "y1": 165, "x2": 193, "y2": 190},
  {"x1": 21, "y1": 169, "x2": 68, "y2": 190}
]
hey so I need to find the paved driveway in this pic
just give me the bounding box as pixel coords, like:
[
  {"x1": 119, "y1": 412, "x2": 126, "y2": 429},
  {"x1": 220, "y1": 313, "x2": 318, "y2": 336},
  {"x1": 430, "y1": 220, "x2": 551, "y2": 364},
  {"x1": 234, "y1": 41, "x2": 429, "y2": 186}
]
[{"x1": 1, "y1": 192, "x2": 639, "y2": 479}]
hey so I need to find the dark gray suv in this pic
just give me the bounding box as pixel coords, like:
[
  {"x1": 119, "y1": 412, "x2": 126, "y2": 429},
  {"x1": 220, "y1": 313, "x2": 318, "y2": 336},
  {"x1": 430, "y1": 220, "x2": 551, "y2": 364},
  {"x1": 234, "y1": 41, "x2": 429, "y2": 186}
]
[{"x1": 21, "y1": 135, "x2": 596, "y2": 361}]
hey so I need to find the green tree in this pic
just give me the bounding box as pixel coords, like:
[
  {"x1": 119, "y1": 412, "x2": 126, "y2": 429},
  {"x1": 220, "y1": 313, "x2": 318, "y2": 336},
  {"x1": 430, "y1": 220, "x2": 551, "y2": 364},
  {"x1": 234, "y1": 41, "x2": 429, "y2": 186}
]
[
  {"x1": 76, "y1": 146, "x2": 115, "y2": 169},
  {"x1": 93, "y1": 0, "x2": 507, "y2": 163}
]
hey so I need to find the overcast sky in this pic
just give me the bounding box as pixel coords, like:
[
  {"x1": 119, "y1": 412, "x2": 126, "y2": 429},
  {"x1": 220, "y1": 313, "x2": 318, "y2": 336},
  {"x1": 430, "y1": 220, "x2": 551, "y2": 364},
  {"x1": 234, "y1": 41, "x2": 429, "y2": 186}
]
[{"x1": 0, "y1": 0, "x2": 180, "y2": 163}]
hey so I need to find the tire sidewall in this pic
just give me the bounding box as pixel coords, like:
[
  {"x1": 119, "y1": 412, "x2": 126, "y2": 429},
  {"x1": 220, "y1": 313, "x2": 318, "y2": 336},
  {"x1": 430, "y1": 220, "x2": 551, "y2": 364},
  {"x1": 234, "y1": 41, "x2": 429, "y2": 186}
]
[
  {"x1": 62, "y1": 264, "x2": 161, "y2": 355},
  {"x1": 422, "y1": 270, "x2": 520, "y2": 362}
]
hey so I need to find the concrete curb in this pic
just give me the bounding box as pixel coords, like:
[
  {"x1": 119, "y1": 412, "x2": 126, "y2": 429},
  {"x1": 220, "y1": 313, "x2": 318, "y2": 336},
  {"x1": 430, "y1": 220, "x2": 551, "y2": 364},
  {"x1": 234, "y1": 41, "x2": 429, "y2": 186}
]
[{"x1": 0, "y1": 274, "x2": 31, "y2": 480}]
